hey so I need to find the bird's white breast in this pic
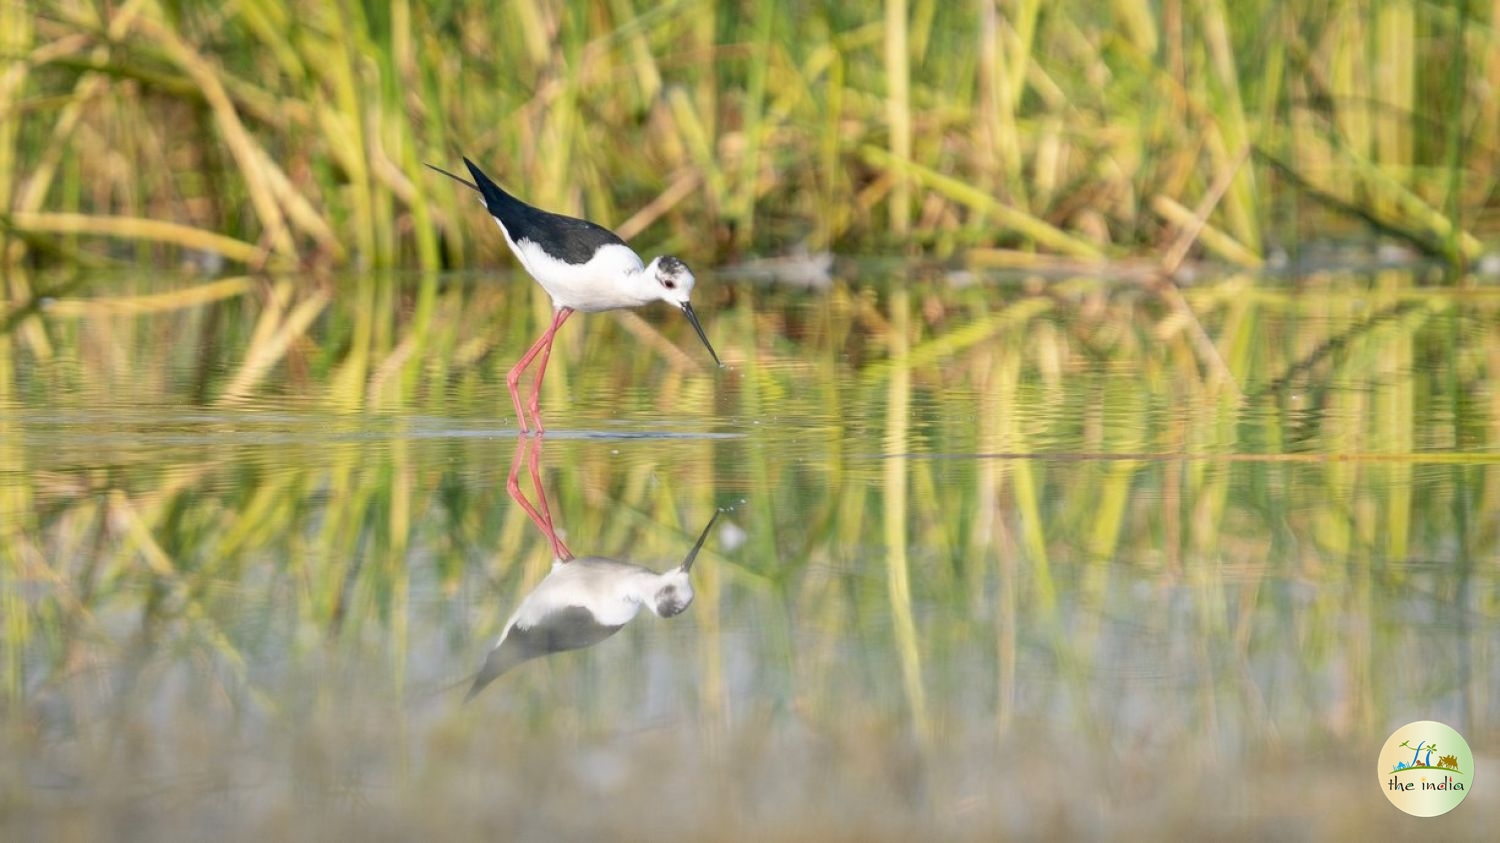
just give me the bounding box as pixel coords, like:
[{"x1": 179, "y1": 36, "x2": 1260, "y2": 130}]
[
  {"x1": 503, "y1": 559, "x2": 657, "y2": 639},
  {"x1": 491, "y1": 218, "x2": 652, "y2": 312}
]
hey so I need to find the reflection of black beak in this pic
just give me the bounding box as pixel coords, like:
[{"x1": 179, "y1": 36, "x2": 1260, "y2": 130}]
[
  {"x1": 680, "y1": 509, "x2": 722, "y2": 574},
  {"x1": 680, "y1": 302, "x2": 723, "y2": 368}
]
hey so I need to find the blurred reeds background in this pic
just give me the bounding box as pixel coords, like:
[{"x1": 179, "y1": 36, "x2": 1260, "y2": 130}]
[
  {"x1": 4, "y1": 3, "x2": 1498, "y2": 835},
  {"x1": 0, "y1": 0, "x2": 1497, "y2": 275}
]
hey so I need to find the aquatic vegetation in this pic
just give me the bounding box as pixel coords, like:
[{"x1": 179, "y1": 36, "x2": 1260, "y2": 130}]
[
  {"x1": 0, "y1": 265, "x2": 1496, "y2": 837},
  {"x1": 1, "y1": 1, "x2": 1495, "y2": 272}
]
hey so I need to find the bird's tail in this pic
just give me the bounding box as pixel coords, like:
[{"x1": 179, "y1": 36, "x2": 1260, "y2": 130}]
[
  {"x1": 463, "y1": 641, "x2": 535, "y2": 702},
  {"x1": 403, "y1": 670, "x2": 495, "y2": 707},
  {"x1": 460, "y1": 157, "x2": 531, "y2": 218}
]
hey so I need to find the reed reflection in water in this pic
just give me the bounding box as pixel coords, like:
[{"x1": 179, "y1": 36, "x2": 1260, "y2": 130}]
[{"x1": 0, "y1": 266, "x2": 1496, "y2": 839}]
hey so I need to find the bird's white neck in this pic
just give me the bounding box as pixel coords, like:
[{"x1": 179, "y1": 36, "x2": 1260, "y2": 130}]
[
  {"x1": 634, "y1": 567, "x2": 693, "y2": 618},
  {"x1": 615, "y1": 568, "x2": 665, "y2": 610}
]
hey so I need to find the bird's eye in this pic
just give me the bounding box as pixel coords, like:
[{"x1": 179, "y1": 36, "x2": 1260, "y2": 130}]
[{"x1": 664, "y1": 279, "x2": 676, "y2": 289}]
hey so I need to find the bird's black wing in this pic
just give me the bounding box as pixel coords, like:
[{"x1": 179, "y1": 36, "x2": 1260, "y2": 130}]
[
  {"x1": 461, "y1": 158, "x2": 628, "y2": 265},
  {"x1": 465, "y1": 606, "x2": 625, "y2": 701}
]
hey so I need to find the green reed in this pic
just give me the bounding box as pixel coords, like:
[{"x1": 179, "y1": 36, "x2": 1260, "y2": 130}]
[{"x1": 1, "y1": 1, "x2": 1496, "y2": 274}]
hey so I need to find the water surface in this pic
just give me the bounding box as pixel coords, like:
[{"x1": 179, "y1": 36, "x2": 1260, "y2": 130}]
[{"x1": 2, "y1": 267, "x2": 1497, "y2": 839}]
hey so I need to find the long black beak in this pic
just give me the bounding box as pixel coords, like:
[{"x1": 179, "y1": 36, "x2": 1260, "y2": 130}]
[
  {"x1": 680, "y1": 509, "x2": 723, "y2": 574},
  {"x1": 680, "y1": 302, "x2": 723, "y2": 368}
]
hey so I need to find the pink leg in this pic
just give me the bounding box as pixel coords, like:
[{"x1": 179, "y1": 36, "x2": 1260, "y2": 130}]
[
  {"x1": 525, "y1": 308, "x2": 573, "y2": 435},
  {"x1": 505, "y1": 436, "x2": 573, "y2": 561},
  {"x1": 525, "y1": 434, "x2": 572, "y2": 560},
  {"x1": 506, "y1": 307, "x2": 573, "y2": 435},
  {"x1": 506, "y1": 334, "x2": 551, "y2": 435}
]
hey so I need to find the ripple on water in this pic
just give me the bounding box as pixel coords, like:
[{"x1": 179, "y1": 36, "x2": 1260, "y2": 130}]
[{"x1": 4, "y1": 269, "x2": 1498, "y2": 839}]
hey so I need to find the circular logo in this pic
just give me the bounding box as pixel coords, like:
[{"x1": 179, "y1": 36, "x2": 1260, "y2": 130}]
[{"x1": 1379, "y1": 720, "x2": 1474, "y2": 816}]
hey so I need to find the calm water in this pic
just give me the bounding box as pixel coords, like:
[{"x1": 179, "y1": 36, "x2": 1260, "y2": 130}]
[{"x1": 2, "y1": 267, "x2": 1497, "y2": 839}]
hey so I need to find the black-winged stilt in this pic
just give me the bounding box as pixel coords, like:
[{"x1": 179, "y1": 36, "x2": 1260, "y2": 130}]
[
  {"x1": 466, "y1": 509, "x2": 722, "y2": 700},
  {"x1": 427, "y1": 158, "x2": 722, "y2": 434}
]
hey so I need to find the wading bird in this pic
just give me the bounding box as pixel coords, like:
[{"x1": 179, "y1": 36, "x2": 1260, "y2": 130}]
[
  {"x1": 466, "y1": 509, "x2": 721, "y2": 700},
  {"x1": 427, "y1": 158, "x2": 722, "y2": 433}
]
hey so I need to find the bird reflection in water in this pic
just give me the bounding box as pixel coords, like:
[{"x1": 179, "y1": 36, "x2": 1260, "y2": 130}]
[{"x1": 466, "y1": 438, "x2": 721, "y2": 700}]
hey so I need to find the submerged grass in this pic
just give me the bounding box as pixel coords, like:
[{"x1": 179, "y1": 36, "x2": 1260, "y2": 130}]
[{"x1": 1, "y1": 1, "x2": 1498, "y2": 272}]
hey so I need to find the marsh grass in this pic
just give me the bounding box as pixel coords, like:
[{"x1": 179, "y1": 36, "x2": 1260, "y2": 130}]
[{"x1": 1, "y1": 1, "x2": 1497, "y2": 273}]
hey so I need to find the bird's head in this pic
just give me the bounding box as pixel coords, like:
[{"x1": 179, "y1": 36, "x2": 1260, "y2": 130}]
[
  {"x1": 648, "y1": 508, "x2": 720, "y2": 618},
  {"x1": 646, "y1": 255, "x2": 697, "y2": 305},
  {"x1": 645, "y1": 255, "x2": 722, "y2": 367},
  {"x1": 649, "y1": 569, "x2": 696, "y2": 618}
]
